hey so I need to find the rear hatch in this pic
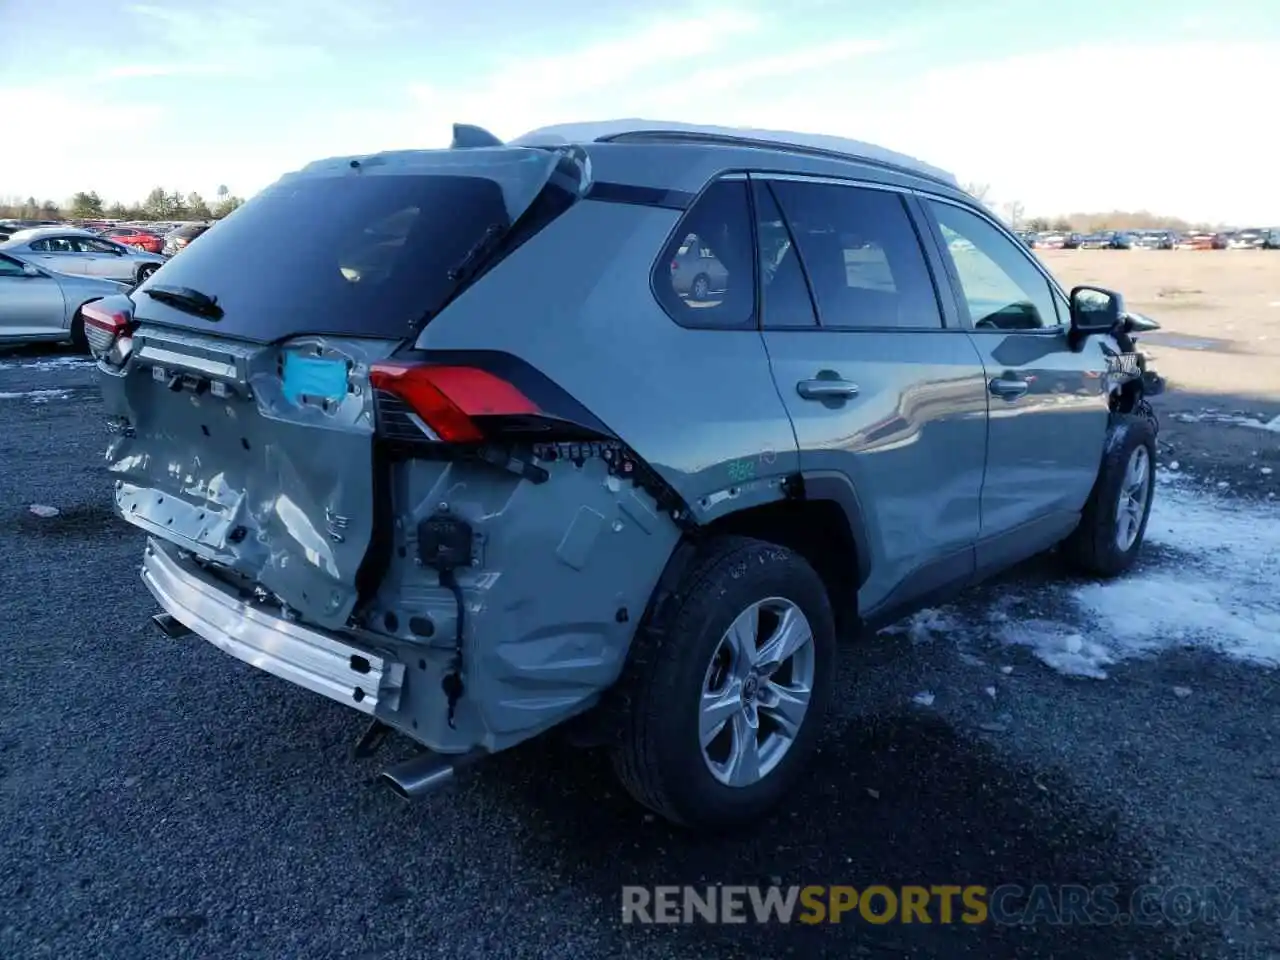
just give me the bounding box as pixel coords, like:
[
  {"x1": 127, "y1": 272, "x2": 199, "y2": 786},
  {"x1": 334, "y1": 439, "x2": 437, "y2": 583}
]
[{"x1": 97, "y1": 146, "x2": 584, "y2": 629}]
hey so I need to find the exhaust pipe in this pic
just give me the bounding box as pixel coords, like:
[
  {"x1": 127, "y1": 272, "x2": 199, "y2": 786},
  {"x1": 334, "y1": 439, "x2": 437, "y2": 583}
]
[
  {"x1": 151, "y1": 612, "x2": 194, "y2": 639},
  {"x1": 380, "y1": 750, "x2": 478, "y2": 800}
]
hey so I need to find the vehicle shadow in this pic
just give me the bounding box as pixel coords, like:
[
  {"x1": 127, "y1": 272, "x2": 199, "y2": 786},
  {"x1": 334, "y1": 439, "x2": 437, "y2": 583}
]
[{"x1": 483, "y1": 711, "x2": 1221, "y2": 959}]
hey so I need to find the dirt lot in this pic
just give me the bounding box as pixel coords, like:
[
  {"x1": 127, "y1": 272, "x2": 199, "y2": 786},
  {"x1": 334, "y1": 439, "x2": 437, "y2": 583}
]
[{"x1": 1042, "y1": 249, "x2": 1280, "y2": 498}]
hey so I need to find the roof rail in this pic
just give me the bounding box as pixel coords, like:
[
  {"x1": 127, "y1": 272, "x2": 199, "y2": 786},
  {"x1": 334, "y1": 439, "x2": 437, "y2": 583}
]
[{"x1": 511, "y1": 119, "x2": 957, "y2": 186}]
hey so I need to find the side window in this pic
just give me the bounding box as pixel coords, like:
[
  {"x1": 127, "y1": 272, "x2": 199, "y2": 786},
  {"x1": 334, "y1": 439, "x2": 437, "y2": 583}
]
[
  {"x1": 653, "y1": 179, "x2": 755, "y2": 329},
  {"x1": 77, "y1": 238, "x2": 120, "y2": 254},
  {"x1": 768, "y1": 181, "x2": 943, "y2": 329},
  {"x1": 29, "y1": 239, "x2": 54, "y2": 252},
  {"x1": 753, "y1": 182, "x2": 817, "y2": 328},
  {"x1": 0, "y1": 255, "x2": 26, "y2": 277},
  {"x1": 926, "y1": 200, "x2": 1060, "y2": 331}
]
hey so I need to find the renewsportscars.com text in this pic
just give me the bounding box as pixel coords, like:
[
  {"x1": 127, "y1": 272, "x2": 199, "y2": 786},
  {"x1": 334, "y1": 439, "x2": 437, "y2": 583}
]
[{"x1": 621, "y1": 884, "x2": 1245, "y2": 926}]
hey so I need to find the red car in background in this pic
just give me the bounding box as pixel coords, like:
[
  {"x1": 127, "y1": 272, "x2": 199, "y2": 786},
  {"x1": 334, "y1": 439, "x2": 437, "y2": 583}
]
[
  {"x1": 99, "y1": 226, "x2": 164, "y2": 254},
  {"x1": 1175, "y1": 231, "x2": 1228, "y2": 250}
]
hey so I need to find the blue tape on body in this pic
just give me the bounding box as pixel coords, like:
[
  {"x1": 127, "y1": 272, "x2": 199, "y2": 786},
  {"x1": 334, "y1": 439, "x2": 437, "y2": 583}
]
[{"x1": 282, "y1": 353, "x2": 348, "y2": 403}]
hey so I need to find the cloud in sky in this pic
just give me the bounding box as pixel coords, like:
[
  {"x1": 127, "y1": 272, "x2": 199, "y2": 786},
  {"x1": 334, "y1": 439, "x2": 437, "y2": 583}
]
[{"x1": 1, "y1": 0, "x2": 1277, "y2": 223}]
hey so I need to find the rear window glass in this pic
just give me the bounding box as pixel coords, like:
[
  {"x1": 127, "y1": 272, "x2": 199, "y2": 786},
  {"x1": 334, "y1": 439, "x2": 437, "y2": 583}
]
[
  {"x1": 652, "y1": 180, "x2": 756, "y2": 329},
  {"x1": 134, "y1": 173, "x2": 517, "y2": 343}
]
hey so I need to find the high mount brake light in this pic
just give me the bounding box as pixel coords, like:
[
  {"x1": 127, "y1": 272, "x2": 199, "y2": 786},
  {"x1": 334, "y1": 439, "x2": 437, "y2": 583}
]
[
  {"x1": 81, "y1": 297, "x2": 136, "y2": 360},
  {"x1": 368, "y1": 362, "x2": 539, "y2": 443}
]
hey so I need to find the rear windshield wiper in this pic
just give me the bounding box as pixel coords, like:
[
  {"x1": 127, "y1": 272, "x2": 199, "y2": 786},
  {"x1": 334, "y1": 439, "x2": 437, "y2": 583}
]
[
  {"x1": 446, "y1": 222, "x2": 507, "y2": 285},
  {"x1": 143, "y1": 284, "x2": 224, "y2": 320},
  {"x1": 411, "y1": 222, "x2": 509, "y2": 332}
]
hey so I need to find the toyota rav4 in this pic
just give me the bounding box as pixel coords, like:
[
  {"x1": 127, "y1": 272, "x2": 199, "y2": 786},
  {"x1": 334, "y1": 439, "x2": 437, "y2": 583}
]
[{"x1": 90, "y1": 120, "x2": 1164, "y2": 830}]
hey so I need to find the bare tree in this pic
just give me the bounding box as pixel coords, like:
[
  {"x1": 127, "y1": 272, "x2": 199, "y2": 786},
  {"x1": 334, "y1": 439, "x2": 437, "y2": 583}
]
[
  {"x1": 1002, "y1": 200, "x2": 1026, "y2": 229},
  {"x1": 962, "y1": 181, "x2": 992, "y2": 205}
]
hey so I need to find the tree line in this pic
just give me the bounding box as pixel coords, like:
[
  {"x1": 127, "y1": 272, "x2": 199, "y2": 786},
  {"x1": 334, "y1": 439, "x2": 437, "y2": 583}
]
[
  {"x1": 1, "y1": 186, "x2": 246, "y2": 224},
  {"x1": 960, "y1": 184, "x2": 1219, "y2": 234}
]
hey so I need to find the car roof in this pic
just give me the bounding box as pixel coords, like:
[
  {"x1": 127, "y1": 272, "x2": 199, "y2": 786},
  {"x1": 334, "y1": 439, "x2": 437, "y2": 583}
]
[
  {"x1": 3, "y1": 226, "x2": 98, "y2": 243},
  {"x1": 511, "y1": 119, "x2": 959, "y2": 187}
]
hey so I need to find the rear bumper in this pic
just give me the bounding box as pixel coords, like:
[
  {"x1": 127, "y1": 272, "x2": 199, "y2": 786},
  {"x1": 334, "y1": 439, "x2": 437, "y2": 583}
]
[{"x1": 141, "y1": 537, "x2": 404, "y2": 716}]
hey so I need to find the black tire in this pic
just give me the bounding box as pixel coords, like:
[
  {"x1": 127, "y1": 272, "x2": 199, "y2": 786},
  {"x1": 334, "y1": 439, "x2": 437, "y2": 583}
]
[
  {"x1": 1062, "y1": 413, "x2": 1157, "y2": 577},
  {"x1": 611, "y1": 536, "x2": 836, "y2": 830},
  {"x1": 135, "y1": 263, "x2": 159, "y2": 285},
  {"x1": 691, "y1": 273, "x2": 711, "y2": 300},
  {"x1": 70, "y1": 310, "x2": 88, "y2": 353}
]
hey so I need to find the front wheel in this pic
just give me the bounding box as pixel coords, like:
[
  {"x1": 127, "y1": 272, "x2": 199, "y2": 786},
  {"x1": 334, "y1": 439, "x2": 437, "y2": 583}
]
[
  {"x1": 1062, "y1": 413, "x2": 1157, "y2": 577},
  {"x1": 611, "y1": 537, "x2": 836, "y2": 830}
]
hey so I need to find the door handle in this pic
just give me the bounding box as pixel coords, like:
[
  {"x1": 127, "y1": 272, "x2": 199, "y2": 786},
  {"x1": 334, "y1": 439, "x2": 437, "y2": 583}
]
[
  {"x1": 797, "y1": 379, "x2": 860, "y2": 400},
  {"x1": 989, "y1": 376, "x2": 1029, "y2": 400}
]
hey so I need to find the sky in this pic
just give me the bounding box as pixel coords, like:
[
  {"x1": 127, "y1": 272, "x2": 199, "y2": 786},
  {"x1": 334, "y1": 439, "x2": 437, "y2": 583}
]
[{"x1": 2, "y1": 0, "x2": 1278, "y2": 224}]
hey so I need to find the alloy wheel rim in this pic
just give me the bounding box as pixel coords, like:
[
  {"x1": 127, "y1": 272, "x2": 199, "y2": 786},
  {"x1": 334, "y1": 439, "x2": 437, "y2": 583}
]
[
  {"x1": 699, "y1": 597, "x2": 815, "y2": 788},
  {"x1": 1115, "y1": 445, "x2": 1151, "y2": 551}
]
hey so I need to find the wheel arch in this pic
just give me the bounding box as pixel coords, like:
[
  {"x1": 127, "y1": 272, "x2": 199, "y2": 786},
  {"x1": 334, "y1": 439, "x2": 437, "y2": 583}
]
[
  {"x1": 675, "y1": 471, "x2": 872, "y2": 637},
  {"x1": 69, "y1": 295, "x2": 106, "y2": 347}
]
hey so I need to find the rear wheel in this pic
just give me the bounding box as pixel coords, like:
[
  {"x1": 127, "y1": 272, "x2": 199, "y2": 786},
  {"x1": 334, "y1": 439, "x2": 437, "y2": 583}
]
[
  {"x1": 135, "y1": 263, "x2": 159, "y2": 285},
  {"x1": 611, "y1": 537, "x2": 836, "y2": 830},
  {"x1": 691, "y1": 273, "x2": 711, "y2": 300},
  {"x1": 1062, "y1": 413, "x2": 1156, "y2": 577}
]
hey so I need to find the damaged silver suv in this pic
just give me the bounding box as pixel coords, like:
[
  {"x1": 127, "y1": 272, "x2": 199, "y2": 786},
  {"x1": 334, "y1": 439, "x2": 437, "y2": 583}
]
[{"x1": 90, "y1": 120, "x2": 1164, "y2": 830}]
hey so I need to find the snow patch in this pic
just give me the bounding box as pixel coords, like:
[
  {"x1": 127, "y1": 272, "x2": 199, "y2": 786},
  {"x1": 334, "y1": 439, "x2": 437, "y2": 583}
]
[
  {"x1": 896, "y1": 480, "x2": 1280, "y2": 679},
  {"x1": 0, "y1": 389, "x2": 72, "y2": 402},
  {"x1": 884, "y1": 607, "x2": 963, "y2": 644},
  {"x1": 1171, "y1": 410, "x2": 1280, "y2": 432},
  {"x1": 995, "y1": 620, "x2": 1117, "y2": 679},
  {"x1": 2, "y1": 356, "x2": 93, "y2": 372}
]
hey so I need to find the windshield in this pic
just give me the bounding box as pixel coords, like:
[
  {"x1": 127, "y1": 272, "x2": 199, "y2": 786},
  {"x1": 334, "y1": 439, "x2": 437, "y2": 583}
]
[{"x1": 133, "y1": 150, "x2": 569, "y2": 343}]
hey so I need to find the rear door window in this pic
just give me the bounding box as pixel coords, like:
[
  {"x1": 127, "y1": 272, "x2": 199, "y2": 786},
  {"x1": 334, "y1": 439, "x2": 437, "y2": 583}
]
[
  {"x1": 767, "y1": 181, "x2": 943, "y2": 330},
  {"x1": 753, "y1": 181, "x2": 818, "y2": 329},
  {"x1": 652, "y1": 179, "x2": 756, "y2": 329}
]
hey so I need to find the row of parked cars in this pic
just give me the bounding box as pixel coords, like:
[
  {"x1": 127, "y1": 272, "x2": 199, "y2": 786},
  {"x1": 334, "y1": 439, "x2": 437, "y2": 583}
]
[
  {"x1": 0, "y1": 219, "x2": 210, "y2": 349},
  {"x1": 1015, "y1": 227, "x2": 1280, "y2": 251}
]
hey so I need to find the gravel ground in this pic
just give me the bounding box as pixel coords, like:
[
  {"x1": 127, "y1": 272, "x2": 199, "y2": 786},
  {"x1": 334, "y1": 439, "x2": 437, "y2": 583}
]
[{"x1": 1, "y1": 345, "x2": 1278, "y2": 960}]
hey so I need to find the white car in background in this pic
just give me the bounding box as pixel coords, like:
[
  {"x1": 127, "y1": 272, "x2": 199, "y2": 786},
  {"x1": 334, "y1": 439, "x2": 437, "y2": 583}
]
[{"x1": 0, "y1": 227, "x2": 167, "y2": 285}]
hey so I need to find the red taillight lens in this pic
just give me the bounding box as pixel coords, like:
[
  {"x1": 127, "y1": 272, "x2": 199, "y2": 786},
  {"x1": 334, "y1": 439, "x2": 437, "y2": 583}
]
[
  {"x1": 81, "y1": 298, "x2": 135, "y2": 358},
  {"x1": 369, "y1": 362, "x2": 539, "y2": 443}
]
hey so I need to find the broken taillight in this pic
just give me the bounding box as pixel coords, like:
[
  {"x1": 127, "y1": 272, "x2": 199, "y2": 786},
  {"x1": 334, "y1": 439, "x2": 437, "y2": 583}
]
[
  {"x1": 81, "y1": 295, "x2": 136, "y2": 364},
  {"x1": 368, "y1": 362, "x2": 539, "y2": 443}
]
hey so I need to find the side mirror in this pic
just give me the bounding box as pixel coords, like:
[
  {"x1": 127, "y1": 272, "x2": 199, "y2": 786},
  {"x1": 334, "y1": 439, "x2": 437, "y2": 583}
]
[
  {"x1": 1068, "y1": 285, "x2": 1125, "y2": 344},
  {"x1": 22, "y1": 263, "x2": 41, "y2": 278}
]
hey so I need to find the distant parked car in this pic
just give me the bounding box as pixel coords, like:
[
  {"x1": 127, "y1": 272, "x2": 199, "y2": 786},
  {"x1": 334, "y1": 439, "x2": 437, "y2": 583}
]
[
  {"x1": 0, "y1": 227, "x2": 166, "y2": 284},
  {"x1": 1077, "y1": 232, "x2": 1122, "y2": 249},
  {"x1": 1176, "y1": 231, "x2": 1228, "y2": 250},
  {"x1": 1015, "y1": 230, "x2": 1039, "y2": 248},
  {"x1": 0, "y1": 218, "x2": 59, "y2": 242},
  {"x1": 100, "y1": 226, "x2": 164, "y2": 254},
  {"x1": 669, "y1": 232, "x2": 729, "y2": 300},
  {"x1": 1228, "y1": 228, "x2": 1280, "y2": 250},
  {"x1": 161, "y1": 222, "x2": 211, "y2": 256},
  {"x1": 1133, "y1": 230, "x2": 1176, "y2": 250},
  {"x1": 0, "y1": 250, "x2": 130, "y2": 349}
]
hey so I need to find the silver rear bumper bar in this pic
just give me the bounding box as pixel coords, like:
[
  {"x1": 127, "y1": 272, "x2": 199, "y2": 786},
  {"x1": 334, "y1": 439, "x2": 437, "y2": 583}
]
[{"x1": 141, "y1": 538, "x2": 404, "y2": 715}]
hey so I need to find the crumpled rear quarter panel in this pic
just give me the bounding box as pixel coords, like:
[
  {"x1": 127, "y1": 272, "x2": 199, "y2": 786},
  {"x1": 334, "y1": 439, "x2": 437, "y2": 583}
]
[{"x1": 367, "y1": 455, "x2": 681, "y2": 752}]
